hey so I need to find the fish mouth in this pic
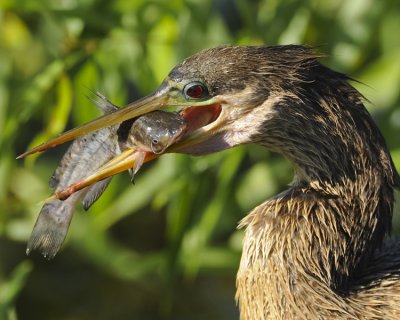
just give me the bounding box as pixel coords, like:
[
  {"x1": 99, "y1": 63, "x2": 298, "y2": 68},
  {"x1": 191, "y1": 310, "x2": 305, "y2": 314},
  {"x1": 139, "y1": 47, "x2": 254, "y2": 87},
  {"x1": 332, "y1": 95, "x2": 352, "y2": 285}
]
[{"x1": 46, "y1": 102, "x2": 224, "y2": 201}]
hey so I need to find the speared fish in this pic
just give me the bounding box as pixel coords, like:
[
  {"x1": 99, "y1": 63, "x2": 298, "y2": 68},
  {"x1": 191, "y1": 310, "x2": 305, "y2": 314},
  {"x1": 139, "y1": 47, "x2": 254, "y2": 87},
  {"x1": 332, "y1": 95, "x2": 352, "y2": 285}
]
[{"x1": 27, "y1": 93, "x2": 187, "y2": 258}]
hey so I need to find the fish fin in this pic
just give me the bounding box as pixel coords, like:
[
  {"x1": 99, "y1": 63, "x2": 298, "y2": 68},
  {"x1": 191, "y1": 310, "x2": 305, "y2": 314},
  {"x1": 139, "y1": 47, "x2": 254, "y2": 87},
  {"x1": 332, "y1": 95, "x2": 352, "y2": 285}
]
[
  {"x1": 132, "y1": 151, "x2": 146, "y2": 174},
  {"x1": 48, "y1": 173, "x2": 59, "y2": 189},
  {"x1": 128, "y1": 169, "x2": 135, "y2": 184},
  {"x1": 128, "y1": 151, "x2": 146, "y2": 184},
  {"x1": 26, "y1": 194, "x2": 79, "y2": 259},
  {"x1": 81, "y1": 177, "x2": 112, "y2": 211},
  {"x1": 127, "y1": 151, "x2": 145, "y2": 185},
  {"x1": 86, "y1": 91, "x2": 118, "y2": 115}
]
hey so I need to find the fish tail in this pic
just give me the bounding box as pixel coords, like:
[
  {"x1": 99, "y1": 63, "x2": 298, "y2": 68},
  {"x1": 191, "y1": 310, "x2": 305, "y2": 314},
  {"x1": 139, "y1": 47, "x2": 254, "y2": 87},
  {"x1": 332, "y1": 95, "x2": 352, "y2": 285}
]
[{"x1": 26, "y1": 195, "x2": 79, "y2": 259}]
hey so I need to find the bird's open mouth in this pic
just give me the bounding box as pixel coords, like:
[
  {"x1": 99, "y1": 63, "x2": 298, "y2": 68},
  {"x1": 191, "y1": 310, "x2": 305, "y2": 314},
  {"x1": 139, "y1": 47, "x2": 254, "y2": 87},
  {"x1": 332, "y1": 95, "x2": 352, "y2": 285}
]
[
  {"x1": 180, "y1": 103, "x2": 222, "y2": 134},
  {"x1": 42, "y1": 102, "x2": 223, "y2": 201},
  {"x1": 179, "y1": 103, "x2": 222, "y2": 140}
]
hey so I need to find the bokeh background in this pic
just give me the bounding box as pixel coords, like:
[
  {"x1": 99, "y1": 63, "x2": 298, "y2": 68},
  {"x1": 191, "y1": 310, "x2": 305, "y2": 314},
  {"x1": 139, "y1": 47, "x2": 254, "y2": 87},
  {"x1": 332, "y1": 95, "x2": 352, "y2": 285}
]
[{"x1": 1, "y1": 0, "x2": 400, "y2": 319}]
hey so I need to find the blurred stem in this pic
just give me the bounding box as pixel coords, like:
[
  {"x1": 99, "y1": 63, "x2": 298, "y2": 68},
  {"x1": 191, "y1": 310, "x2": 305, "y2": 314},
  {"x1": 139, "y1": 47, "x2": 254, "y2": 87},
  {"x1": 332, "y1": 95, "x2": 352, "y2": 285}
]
[
  {"x1": 161, "y1": 158, "x2": 197, "y2": 317},
  {"x1": 0, "y1": 260, "x2": 33, "y2": 319},
  {"x1": 182, "y1": 148, "x2": 245, "y2": 277}
]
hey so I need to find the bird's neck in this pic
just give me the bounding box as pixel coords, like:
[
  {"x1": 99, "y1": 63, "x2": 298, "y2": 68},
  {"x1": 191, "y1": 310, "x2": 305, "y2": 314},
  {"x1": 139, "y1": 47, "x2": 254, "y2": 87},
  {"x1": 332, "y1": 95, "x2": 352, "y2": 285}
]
[
  {"x1": 236, "y1": 73, "x2": 400, "y2": 318},
  {"x1": 236, "y1": 168, "x2": 396, "y2": 318},
  {"x1": 237, "y1": 95, "x2": 399, "y2": 317}
]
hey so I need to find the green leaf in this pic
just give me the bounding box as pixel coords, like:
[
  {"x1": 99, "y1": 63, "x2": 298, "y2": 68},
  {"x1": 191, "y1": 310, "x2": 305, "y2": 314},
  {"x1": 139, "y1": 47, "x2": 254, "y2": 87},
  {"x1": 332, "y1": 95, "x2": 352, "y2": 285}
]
[
  {"x1": 236, "y1": 162, "x2": 278, "y2": 212},
  {"x1": 25, "y1": 73, "x2": 73, "y2": 166},
  {"x1": 0, "y1": 261, "x2": 33, "y2": 317},
  {"x1": 356, "y1": 49, "x2": 400, "y2": 109}
]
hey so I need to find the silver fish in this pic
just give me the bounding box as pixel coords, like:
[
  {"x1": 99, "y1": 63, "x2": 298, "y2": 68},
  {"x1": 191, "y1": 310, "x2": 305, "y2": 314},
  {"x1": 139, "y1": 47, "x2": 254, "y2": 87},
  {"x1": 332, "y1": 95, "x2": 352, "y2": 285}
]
[
  {"x1": 27, "y1": 93, "x2": 120, "y2": 259},
  {"x1": 116, "y1": 110, "x2": 187, "y2": 179},
  {"x1": 125, "y1": 111, "x2": 186, "y2": 154},
  {"x1": 27, "y1": 93, "x2": 187, "y2": 258}
]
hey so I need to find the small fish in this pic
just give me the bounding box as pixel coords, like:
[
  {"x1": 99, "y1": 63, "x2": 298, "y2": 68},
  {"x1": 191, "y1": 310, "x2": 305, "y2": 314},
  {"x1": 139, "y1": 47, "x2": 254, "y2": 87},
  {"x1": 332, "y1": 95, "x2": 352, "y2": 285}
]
[
  {"x1": 27, "y1": 94, "x2": 188, "y2": 258},
  {"x1": 27, "y1": 93, "x2": 120, "y2": 259},
  {"x1": 121, "y1": 111, "x2": 186, "y2": 154},
  {"x1": 117, "y1": 110, "x2": 187, "y2": 177},
  {"x1": 49, "y1": 110, "x2": 188, "y2": 202}
]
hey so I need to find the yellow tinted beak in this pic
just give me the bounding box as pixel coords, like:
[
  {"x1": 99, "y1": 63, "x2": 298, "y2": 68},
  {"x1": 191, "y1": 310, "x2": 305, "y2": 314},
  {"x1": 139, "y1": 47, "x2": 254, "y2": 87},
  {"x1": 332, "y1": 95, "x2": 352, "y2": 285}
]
[
  {"x1": 20, "y1": 78, "x2": 223, "y2": 201},
  {"x1": 17, "y1": 85, "x2": 172, "y2": 159},
  {"x1": 46, "y1": 149, "x2": 159, "y2": 201}
]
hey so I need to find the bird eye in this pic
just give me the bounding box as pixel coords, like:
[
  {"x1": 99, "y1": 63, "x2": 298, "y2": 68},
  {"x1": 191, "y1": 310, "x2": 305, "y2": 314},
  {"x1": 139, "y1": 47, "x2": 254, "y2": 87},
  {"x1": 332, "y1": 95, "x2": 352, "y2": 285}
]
[{"x1": 184, "y1": 82, "x2": 207, "y2": 99}]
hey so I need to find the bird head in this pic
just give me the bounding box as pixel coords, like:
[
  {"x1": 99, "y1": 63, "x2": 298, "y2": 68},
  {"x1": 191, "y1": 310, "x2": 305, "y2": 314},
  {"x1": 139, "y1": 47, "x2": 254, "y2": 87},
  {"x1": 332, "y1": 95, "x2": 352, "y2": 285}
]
[
  {"x1": 18, "y1": 45, "x2": 400, "y2": 189},
  {"x1": 18, "y1": 46, "x2": 314, "y2": 156}
]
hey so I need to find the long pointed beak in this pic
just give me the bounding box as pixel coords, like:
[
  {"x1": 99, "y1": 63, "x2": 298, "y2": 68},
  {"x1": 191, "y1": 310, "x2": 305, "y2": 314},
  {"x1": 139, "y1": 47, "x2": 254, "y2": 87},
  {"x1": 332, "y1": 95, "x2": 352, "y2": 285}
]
[
  {"x1": 44, "y1": 102, "x2": 224, "y2": 201},
  {"x1": 46, "y1": 149, "x2": 159, "y2": 201},
  {"x1": 21, "y1": 76, "x2": 224, "y2": 201},
  {"x1": 17, "y1": 85, "x2": 171, "y2": 159}
]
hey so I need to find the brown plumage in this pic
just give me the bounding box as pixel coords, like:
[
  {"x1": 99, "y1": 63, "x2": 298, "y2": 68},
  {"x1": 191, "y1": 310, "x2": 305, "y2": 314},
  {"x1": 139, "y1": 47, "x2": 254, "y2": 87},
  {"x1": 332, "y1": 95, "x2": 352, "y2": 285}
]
[
  {"x1": 220, "y1": 46, "x2": 400, "y2": 319},
  {"x1": 156, "y1": 45, "x2": 400, "y2": 319},
  {"x1": 22, "y1": 45, "x2": 400, "y2": 318}
]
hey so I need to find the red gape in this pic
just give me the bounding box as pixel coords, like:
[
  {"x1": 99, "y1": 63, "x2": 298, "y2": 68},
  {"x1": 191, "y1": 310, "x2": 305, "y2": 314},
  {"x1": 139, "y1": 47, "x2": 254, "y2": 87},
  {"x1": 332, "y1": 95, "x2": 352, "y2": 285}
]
[{"x1": 180, "y1": 104, "x2": 222, "y2": 134}]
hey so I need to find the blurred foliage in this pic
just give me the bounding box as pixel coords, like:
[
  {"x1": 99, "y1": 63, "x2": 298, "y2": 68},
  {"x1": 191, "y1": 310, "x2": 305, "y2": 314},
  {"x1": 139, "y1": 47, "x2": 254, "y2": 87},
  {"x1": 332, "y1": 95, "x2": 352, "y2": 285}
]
[{"x1": 0, "y1": 0, "x2": 400, "y2": 319}]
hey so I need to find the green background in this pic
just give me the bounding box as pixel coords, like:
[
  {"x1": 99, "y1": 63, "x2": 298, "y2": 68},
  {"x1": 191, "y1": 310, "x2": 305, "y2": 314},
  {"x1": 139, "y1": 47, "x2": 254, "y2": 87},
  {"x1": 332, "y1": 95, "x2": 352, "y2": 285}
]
[{"x1": 1, "y1": 0, "x2": 400, "y2": 319}]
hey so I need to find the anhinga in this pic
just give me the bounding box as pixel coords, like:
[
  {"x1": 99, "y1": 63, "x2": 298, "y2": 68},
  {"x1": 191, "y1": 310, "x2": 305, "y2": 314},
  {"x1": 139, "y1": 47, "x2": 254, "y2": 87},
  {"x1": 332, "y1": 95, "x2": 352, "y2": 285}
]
[{"x1": 20, "y1": 45, "x2": 400, "y2": 319}]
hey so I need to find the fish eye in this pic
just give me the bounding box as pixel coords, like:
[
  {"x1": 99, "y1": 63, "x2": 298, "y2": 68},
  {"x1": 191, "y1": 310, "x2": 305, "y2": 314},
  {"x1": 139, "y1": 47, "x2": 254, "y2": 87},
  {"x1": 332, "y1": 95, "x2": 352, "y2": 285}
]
[
  {"x1": 184, "y1": 82, "x2": 208, "y2": 100},
  {"x1": 152, "y1": 138, "x2": 159, "y2": 145}
]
